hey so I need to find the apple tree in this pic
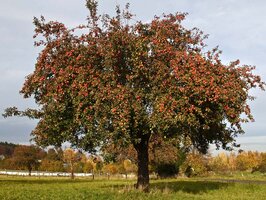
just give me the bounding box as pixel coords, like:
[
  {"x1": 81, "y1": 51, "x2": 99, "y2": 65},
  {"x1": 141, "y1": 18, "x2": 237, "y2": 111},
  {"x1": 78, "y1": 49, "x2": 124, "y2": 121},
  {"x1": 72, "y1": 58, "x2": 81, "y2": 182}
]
[{"x1": 3, "y1": 0, "x2": 264, "y2": 190}]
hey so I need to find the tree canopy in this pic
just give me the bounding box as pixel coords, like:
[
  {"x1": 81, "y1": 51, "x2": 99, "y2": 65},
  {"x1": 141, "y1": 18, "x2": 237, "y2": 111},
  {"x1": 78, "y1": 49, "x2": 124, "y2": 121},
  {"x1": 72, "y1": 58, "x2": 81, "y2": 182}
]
[
  {"x1": 3, "y1": 0, "x2": 264, "y2": 190},
  {"x1": 9, "y1": 145, "x2": 45, "y2": 176}
]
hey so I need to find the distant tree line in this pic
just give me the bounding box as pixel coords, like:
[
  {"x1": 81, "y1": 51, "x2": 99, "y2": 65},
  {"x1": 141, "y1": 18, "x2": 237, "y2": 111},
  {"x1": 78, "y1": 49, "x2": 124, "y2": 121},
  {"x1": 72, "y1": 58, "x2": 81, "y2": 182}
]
[
  {"x1": 1, "y1": 142, "x2": 266, "y2": 178},
  {"x1": 0, "y1": 142, "x2": 17, "y2": 157}
]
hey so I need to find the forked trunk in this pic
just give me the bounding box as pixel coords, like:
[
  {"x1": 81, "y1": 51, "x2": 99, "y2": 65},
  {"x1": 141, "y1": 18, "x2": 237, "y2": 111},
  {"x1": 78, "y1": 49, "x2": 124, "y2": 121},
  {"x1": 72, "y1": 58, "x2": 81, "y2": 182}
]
[{"x1": 134, "y1": 134, "x2": 150, "y2": 192}]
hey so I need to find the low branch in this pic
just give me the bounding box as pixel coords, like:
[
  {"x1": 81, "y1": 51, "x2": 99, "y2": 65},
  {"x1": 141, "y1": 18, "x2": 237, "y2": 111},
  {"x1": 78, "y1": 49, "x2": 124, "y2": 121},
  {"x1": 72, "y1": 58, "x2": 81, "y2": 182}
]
[{"x1": 2, "y1": 107, "x2": 43, "y2": 119}]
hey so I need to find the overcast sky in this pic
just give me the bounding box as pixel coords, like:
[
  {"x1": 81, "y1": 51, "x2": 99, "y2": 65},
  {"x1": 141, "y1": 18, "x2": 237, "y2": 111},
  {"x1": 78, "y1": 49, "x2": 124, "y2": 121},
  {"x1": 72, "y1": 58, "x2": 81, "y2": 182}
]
[{"x1": 0, "y1": 0, "x2": 265, "y2": 153}]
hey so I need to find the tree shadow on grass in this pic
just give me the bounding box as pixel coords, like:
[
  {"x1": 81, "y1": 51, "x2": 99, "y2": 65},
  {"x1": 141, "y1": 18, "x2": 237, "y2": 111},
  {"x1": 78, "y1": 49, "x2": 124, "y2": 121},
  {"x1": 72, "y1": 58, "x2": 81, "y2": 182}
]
[
  {"x1": 150, "y1": 180, "x2": 229, "y2": 194},
  {"x1": 103, "y1": 179, "x2": 230, "y2": 194}
]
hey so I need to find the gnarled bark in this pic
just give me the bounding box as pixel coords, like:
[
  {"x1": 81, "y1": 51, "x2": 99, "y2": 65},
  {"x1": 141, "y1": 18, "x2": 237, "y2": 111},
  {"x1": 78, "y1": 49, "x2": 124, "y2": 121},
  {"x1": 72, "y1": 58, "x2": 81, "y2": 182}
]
[{"x1": 134, "y1": 134, "x2": 150, "y2": 192}]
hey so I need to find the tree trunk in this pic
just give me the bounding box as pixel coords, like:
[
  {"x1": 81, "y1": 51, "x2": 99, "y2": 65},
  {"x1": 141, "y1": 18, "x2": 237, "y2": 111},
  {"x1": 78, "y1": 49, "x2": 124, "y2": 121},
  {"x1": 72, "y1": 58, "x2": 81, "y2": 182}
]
[
  {"x1": 70, "y1": 163, "x2": 74, "y2": 179},
  {"x1": 134, "y1": 135, "x2": 150, "y2": 192},
  {"x1": 28, "y1": 166, "x2": 32, "y2": 176},
  {"x1": 71, "y1": 171, "x2": 74, "y2": 179}
]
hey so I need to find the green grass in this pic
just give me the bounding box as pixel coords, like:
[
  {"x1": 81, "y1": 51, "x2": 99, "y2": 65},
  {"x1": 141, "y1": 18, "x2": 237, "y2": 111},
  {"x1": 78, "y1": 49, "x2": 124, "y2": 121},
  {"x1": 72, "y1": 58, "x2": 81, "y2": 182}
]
[
  {"x1": 207, "y1": 171, "x2": 266, "y2": 181},
  {"x1": 0, "y1": 176, "x2": 266, "y2": 199}
]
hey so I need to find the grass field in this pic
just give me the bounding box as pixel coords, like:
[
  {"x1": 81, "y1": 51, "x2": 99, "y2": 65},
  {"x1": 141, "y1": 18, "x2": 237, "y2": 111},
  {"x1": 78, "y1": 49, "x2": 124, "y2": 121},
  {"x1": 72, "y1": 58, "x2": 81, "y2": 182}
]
[{"x1": 0, "y1": 176, "x2": 266, "y2": 200}]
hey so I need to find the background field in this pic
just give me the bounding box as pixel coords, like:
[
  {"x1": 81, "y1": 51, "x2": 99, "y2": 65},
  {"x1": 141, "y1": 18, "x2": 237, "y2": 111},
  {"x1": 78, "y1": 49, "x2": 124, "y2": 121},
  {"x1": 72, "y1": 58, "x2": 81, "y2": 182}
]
[{"x1": 1, "y1": 176, "x2": 266, "y2": 200}]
